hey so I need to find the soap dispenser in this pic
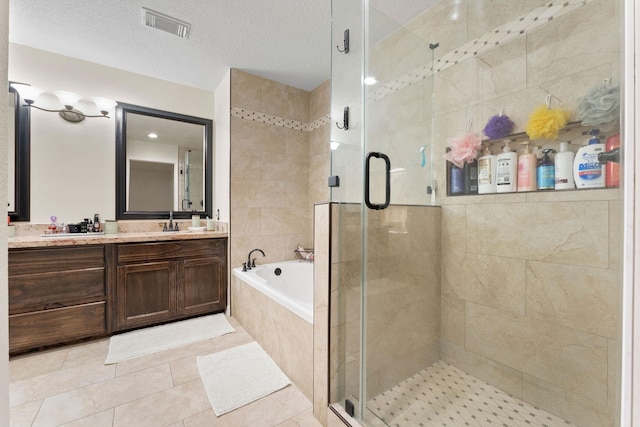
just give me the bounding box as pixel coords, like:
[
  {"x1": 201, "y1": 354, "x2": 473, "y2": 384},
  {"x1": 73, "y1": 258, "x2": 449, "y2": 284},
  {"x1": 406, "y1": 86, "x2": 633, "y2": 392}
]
[
  {"x1": 573, "y1": 129, "x2": 606, "y2": 189},
  {"x1": 496, "y1": 139, "x2": 518, "y2": 193},
  {"x1": 517, "y1": 141, "x2": 537, "y2": 192},
  {"x1": 477, "y1": 145, "x2": 496, "y2": 194},
  {"x1": 537, "y1": 149, "x2": 555, "y2": 190}
]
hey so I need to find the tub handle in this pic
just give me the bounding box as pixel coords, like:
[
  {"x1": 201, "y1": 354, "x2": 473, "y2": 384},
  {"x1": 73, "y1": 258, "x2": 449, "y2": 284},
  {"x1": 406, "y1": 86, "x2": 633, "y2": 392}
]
[{"x1": 365, "y1": 152, "x2": 391, "y2": 210}]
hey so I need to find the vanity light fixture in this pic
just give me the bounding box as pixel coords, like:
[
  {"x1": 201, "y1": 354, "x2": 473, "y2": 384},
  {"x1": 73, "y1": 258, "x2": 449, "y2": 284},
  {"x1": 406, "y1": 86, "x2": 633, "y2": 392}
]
[{"x1": 10, "y1": 83, "x2": 117, "y2": 123}]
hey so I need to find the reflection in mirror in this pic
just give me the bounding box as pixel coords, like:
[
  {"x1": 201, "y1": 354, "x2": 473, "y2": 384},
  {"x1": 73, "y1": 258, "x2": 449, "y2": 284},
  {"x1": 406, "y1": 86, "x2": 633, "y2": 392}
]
[
  {"x1": 115, "y1": 103, "x2": 213, "y2": 220},
  {"x1": 7, "y1": 84, "x2": 31, "y2": 221}
]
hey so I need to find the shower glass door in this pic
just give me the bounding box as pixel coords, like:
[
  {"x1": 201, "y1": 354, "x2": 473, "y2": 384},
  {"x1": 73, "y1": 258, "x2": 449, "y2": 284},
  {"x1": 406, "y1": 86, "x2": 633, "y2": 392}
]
[{"x1": 330, "y1": 0, "x2": 624, "y2": 426}]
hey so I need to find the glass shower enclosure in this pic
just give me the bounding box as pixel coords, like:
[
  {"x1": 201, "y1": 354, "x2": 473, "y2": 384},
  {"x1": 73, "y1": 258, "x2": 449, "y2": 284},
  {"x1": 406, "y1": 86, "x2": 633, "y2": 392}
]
[{"x1": 329, "y1": 1, "x2": 624, "y2": 426}]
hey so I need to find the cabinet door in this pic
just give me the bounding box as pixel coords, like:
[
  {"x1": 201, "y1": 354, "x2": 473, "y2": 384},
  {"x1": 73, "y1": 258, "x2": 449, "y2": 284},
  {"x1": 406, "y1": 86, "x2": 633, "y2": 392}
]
[
  {"x1": 116, "y1": 261, "x2": 177, "y2": 330},
  {"x1": 177, "y1": 254, "x2": 227, "y2": 316}
]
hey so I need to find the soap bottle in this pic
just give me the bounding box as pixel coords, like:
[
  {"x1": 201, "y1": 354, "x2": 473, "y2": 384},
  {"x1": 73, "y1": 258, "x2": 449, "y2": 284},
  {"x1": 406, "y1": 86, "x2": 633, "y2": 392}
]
[
  {"x1": 554, "y1": 141, "x2": 575, "y2": 190},
  {"x1": 517, "y1": 141, "x2": 537, "y2": 192},
  {"x1": 450, "y1": 164, "x2": 464, "y2": 195},
  {"x1": 604, "y1": 133, "x2": 620, "y2": 187},
  {"x1": 477, "y1": 145, "x2": 496, "y2": 194},
  {"x1": 537, "y1": 149, "x2": 555, "y2": 190},
  {"x1": 573, "y1": 129, "x2": 606, "y2": 189},
  {"x1": 464, "y1": 159, "x2": 478, "y2": 194},
  {"x1": 496, "y1": 140, "x2": 518, "y2": 193}
]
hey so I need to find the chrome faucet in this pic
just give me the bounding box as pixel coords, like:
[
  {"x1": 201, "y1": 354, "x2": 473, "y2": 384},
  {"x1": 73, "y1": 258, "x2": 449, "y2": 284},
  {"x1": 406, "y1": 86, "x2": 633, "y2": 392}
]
[
  {"x1": 244, "y1": 248, "x2": 265, "y2": 271},
  {"x1": 163, "y1": 210, "x2": 179, "y2": 232}
]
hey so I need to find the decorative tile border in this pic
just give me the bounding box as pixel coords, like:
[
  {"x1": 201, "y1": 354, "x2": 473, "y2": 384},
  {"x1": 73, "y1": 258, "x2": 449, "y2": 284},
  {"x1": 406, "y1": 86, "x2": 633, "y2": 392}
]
[
  {"x1": 231, "y1": 107, "x2": 330, "y2": 132},
  {"x1": 370, "y1": 0, "x2": 594, "y2": 102}
]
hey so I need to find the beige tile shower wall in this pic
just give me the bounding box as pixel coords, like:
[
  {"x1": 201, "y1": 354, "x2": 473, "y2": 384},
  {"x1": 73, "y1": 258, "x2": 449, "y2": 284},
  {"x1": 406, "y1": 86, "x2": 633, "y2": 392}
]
[
  {"x1": 230, "y1": 70, "x2": 330, "y2": 270},
  {"x1": 440, "y1": 190, "x2": 621, "y2": 427},
  {"x1": 329, "y1": 203, "x2": 442, "y2": 403}
]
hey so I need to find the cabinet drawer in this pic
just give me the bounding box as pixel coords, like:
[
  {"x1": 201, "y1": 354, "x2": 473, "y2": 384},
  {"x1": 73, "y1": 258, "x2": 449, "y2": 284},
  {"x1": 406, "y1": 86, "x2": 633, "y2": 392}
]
[
  {"x1": 9, "y1": 245, "x2": 105, "y2": 276},
  {"x1": 117, "y1": 239, "x2": 225, "y2": 263},
  {"x1": 9, "y1": 268, "x2": 105, "y2": 314},
  {"x1": 9, "y1": 302, "x2": 106, "y2": 354}
]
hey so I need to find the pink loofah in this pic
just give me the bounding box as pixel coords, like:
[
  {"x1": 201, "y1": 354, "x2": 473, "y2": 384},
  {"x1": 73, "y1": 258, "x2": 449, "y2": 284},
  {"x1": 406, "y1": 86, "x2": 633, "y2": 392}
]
[{"x1": 444, "y1": 132, "x2": 482, "y2": 168}]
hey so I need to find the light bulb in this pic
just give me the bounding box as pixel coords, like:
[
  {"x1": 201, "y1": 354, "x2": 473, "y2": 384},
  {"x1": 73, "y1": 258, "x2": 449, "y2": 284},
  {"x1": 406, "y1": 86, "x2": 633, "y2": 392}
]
[
  {"x1": 53, "y1": 91, "x2": 82, "y2": 109},
  {"x1": 91, "y1": 97, "x2": 117, "y2": 115},
  {"x1": 10, "y1": 83, "x2": 44, "y2": 104}
]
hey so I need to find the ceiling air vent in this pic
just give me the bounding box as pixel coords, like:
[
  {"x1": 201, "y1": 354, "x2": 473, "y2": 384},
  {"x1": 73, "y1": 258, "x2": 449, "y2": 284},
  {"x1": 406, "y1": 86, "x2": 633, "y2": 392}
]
[{"x1": 142, "y1": 8, "x2": 191, "y2": 39}]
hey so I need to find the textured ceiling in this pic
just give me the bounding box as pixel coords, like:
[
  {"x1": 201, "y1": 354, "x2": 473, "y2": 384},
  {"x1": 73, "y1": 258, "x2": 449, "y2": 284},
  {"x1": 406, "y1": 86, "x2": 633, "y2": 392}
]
[{"x1": 8, "y1": 0, "x2": 332, "y2": 92}]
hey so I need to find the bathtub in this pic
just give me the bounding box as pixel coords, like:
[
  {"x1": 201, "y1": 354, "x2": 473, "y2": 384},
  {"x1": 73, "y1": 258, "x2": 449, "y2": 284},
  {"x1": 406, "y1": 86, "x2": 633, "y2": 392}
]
[
  {"x1": 231, "y1": 259, "x2": 314, "y2": 399},
  {"x1": 232, "y1": 260, "x2": 313, "y2": 323}
]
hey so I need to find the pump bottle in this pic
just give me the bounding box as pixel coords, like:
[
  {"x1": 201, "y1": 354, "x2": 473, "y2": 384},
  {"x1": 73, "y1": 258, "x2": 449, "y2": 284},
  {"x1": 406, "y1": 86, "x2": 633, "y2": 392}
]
[
  {"x1": 573, "y1": 129, "x2": 606, "y2": 189},
  {"x1": 537, "y1": 149, "x2": 555, "y2": 190},
  {"x1": 517, "y1": 141, "x2": 537, "y2": 192},
  {"x1": 496, "y1": 140, "x2": 518, "y2": 193},
  {"x1": 477, "y1": 145, "x2": 496, "y2": 194}
]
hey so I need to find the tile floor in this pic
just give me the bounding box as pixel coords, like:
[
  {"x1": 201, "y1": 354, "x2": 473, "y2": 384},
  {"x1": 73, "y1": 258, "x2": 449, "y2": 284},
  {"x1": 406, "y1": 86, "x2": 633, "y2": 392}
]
[
  {"x1": 367, "y1": 360, "x2": 574, "y2": 427},
  {"x1": 9, "y1": 316, "x2": 322, "y2": 427}
]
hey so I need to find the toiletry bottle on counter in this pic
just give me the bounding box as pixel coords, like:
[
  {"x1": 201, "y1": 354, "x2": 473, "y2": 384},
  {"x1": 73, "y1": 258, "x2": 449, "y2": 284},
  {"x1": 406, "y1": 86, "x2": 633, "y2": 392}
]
[
  {"x1": 477, "y1": 145, "x2": 496, "y2": 194},
  {"x1": 537, "y1": 149, "x2": 555, "y2": 190},
  {"x1": 574, "y1": 129, "x2": 606, "y2": 189},
  {"x1": 496, "y1": 140, "x2": 518, "y2": 193},
  {"x1": 554, "y1": 141, "x2": 574, "y2": 190},
  {"x1": 517, "y1": 141, "x2": 537, "y2": 192}
]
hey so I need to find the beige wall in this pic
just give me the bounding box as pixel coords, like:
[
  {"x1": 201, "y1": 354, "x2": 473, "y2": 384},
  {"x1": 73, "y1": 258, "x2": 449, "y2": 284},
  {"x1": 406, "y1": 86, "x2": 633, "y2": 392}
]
[
  {"x1": 229, "y1": 69, "x2": 329, "y2": 270},
  {"x1": 0, "y1": 0, "x2": 9, "y2": 423},
  {"x1": 8, "y1": 44, "x2": 216, "y2": 223}
]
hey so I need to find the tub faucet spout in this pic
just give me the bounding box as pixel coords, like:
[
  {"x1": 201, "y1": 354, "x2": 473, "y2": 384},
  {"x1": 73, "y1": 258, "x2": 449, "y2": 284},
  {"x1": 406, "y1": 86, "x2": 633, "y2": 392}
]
[{"x1": 247, "y1": 248, "x2": 266, "y2": 269}]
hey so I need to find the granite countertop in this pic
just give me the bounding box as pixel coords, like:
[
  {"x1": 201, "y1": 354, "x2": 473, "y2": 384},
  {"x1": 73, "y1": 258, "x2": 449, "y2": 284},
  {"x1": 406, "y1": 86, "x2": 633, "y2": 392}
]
[{"x1": 9, "y1": 230, "x2": 228, "y2": 249}]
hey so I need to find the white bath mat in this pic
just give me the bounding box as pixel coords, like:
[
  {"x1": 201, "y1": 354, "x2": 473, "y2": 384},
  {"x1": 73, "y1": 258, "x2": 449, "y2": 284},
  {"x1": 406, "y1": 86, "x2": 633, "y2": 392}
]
[
  {"x1": 105, "y1": 314, "x2": 235, "y2": 364},
  {"x1": 197, "y1": 341, "x2": 291, "y2": 416}
]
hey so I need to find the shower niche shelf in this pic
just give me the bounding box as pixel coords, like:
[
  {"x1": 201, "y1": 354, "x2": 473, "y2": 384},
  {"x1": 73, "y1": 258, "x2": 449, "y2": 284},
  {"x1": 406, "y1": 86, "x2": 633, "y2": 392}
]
[{"x1": 445, "y1": 121, "x2": 620, "y2": 197}]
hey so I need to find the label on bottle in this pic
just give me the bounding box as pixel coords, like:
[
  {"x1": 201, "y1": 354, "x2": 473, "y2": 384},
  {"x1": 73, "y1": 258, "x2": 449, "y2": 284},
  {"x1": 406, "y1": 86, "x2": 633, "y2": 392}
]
[
  {"x1": 478, "y1": 158, "x2": 492, "y2": 185},
  {"x1": 538, "y1": 165, "x2": 555, "y2": 189},
  {"x1": 496, "y1": 158, "x2": 512, "y2": 185},
  {"x1": 518, "y1": 158, "x2": 531, "y2": 188},
  {"x1": 450, "y1": 166, "x2": 464, "y2": 194}
]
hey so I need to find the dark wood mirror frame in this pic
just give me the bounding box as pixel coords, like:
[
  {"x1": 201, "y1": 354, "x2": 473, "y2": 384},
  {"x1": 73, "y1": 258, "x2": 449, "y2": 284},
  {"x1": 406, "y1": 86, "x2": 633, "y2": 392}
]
[
  {"x1": 8, "y1": 83, "x2": 31, "y2": 222},
  {"x1": 115, "y1": 102, "x2": 213, "y2": 220}
]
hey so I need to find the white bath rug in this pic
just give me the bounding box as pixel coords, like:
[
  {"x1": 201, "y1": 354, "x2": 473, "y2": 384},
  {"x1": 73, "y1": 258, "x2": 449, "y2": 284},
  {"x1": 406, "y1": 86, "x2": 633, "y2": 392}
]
[
  {"x1": 105, "y1": 314, "x2": 235, "y2": 364},
  {"x1": 197, "y1": 341, "x2": 291, "y2": 416}
]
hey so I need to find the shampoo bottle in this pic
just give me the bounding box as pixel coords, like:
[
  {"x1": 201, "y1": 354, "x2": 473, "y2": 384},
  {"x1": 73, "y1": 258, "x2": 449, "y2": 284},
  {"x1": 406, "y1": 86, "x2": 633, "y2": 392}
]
[
  {"x1": 477, "y1": 145, "x2": 496, "y2": 194},
  {"x1": 604, "y1": 133, "x2": 620, "y2": 187},
  {"x1": 496, "y1": 140, "x2": 518, "y2": 193},
  {"x1": 517, "y1": 141, "x2": 537, "y2": 192},
  {"x1": 573, "y1": 129, "x2": 606, "y2": 189},
  {"x1": 450, "y1": 164, "x2": 464, "y2": 195},
  {"x1": 537, "y1": 149, "x2": 555, "y2": 190},
  {"x1": 554, "y1": 141, "x2": 574, "y2": 190},
  {"x1": 464, "y1": 159, "x2": 478, "y2": 194}
]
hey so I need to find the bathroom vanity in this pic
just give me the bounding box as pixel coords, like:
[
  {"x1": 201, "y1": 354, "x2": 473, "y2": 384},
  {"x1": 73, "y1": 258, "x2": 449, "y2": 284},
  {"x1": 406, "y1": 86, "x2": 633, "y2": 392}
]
[{"x1": 8, "y1": 232, "x2": 228, "y2": 354}]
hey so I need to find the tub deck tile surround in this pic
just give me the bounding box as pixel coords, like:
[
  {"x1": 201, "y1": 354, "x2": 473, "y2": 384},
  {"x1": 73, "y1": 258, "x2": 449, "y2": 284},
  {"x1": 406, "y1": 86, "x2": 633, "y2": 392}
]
[{"x1": 9, "y1": 316, "x2": 321, "y2": 427}]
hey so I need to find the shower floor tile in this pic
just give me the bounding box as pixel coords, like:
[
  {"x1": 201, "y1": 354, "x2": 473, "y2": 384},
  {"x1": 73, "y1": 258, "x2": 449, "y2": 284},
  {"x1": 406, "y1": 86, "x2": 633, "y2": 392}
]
[{"x1": 368, "y1": 360, "x2": 575, "y2": 427}]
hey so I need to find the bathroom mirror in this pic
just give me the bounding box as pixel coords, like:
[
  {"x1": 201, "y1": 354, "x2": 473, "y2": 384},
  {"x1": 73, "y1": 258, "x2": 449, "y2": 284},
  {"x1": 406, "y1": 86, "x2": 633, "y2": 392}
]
[
  {"x1": 7, "y1": 83, "x2": 31, "y2": 222},
  {"x1": 115, "y1": 102, "x2": 213, "y2": 220}
]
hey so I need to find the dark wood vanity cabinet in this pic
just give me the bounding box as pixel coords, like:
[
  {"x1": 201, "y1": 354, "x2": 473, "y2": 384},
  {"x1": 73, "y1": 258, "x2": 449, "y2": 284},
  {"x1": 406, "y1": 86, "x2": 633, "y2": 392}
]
[
  {"x1": 113, "y1": 239, "x2": 227, "y2": 331},
  {"x1": 8, "y1": 245, "x2": 107, "y2": 354}
]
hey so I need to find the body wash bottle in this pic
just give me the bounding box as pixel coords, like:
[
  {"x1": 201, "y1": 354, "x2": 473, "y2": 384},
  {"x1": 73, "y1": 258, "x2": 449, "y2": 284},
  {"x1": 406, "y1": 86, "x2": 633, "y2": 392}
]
[
  {"x1": 537, "y1": 148, "x2": 555, "y2": 190},
  {"x1": 554, "y1": 141, "x2": 575, "y2": 190},
  {"x1": 517, "y1": 141, "x2": 537, "y2": 192},
  {"x1": 477, "y1": 145, "x2": 496, "y2": 194},
  {"x1": 496, "y1": 140, "x2": 518, "y2": 193}
]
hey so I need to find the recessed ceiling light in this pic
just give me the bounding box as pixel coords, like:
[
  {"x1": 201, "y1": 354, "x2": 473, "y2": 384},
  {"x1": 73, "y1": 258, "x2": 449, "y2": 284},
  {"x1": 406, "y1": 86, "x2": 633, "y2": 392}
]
[
  {"x1": 148, "y1": 132, "x2": 158, "y2": 139},
  {"x1": 363, "y1": 76, "x2": 377, "y2": 85}
]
